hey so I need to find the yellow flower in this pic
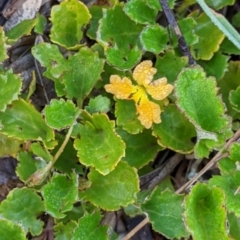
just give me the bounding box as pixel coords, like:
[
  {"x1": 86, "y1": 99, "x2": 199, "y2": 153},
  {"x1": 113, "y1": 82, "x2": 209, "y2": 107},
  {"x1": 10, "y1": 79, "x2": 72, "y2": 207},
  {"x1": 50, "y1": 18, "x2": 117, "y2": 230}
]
[{"x1": 105, "y1": 61, "x2": 173, "y2": 128}]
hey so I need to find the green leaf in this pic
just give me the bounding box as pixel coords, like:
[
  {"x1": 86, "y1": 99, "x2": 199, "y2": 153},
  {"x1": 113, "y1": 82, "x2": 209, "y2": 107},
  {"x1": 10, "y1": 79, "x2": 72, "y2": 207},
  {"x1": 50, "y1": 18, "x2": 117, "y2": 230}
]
[
  {"x1": 16, "y1": 151, "x2": 47, "y2": 182},
  {"x1": 230, "y1": 86, "x2": 240, "y2": 112},
  {"x1": 209, "y1": 172, "x2": 240, "y2": 217},
  {"x1": 0, "y1": 99, "x2": 54, "y2": 145},
  {"x1": 220, "y1": 38, "x2": 240, "y2": 55},
  {"x1": 97, "y1": 4, "x2": 143, "y2": 69},
  {"x1": 41, "y1": 173, "x2": 78, "y2": 219},
  {"x1": 44, "y1": 99, "x2": 79, "y2": 130},
  {"x1": 84, "y1": 161, "x2": 139, "y2": 210},
  {"x1": 218, "y1": 142, "x2": 240, "y2": 174},
  {"x1": 0, "y1": 70, "x2": 22, "y2": 111},
  {"x1": 87, "y1": 6, "x2": 103, "y2": 40},
  {"x1": 232, "y1": 12, "x2": 240, "y2": 28},
  {"x1": 228, "y1": 213, "x2": 240, "y2": 240},
  {"x1": 85, "y1": 95, "x2": 111, "y2": 114},
  {"x1": 6, "y1": 19, "x2": 37, "y2": 43},
  {"x1": 153, "y1": 104, "x2": 196, "y2": 153},
  {"x1": 0, "y1": 219, "x2": 26, "y2": 240},
  {"x1": 34, "y1": 13, "x2": 47, "y2": 34},
  {"x1": 32, "y1": 44, "x2": 104, "y2": 101},
  {"x1": 171, "y1": 18, "x2": 198, "y2": 47},
  {"x1": 154, "y1": 50, "x2": 188, "y2": 84},
  {"x1": 205, "y1": 0, "x2": 235, "y2": 10},
  {"x1": 50, "y1": 0, "x2": 91, "y2": 49},
  {"x1": 32, "y1": 42, "x2": 67, "y2": 80},
  {"x1": 190, "y1": 11, "x2": 225, "y2": 60},
  {"x1": 218, "y1": 61, "x2": 240, "y2": 119},
  {"x1": 72, "y1": 213, "x2": 108, "y2": 240},
  {"x1": 124, "y1": 0, "x2": 158, "y2": 24},
  {"x1": 0, "y1": 133, "x2": 22, "y2": 157},
  {"x1": 30, "y1": 142, "x2": 52, "y2": 162},
  {"x1": 54, "y1": 221, "x2": 78, "y2": 240},
  {"x1": 0, "y1": 187, "x2": 44, "y2": 236},
  {"x1": 140, "y1": 24, "x2": 168, "y2": 54},
  {"x1": 116, "y1": 128, "x2": 161, "y2": 168},
  {"x1": 196, "y1": 0, "x2": 240, "y2": 50},
  {"x1": 175, "y1": 66, "x2": 230, "y2": 157},
  {"x1": 0, "y1": 27, "x2": 8, "y2": 62},
  {"x1": 198, "y1": 51, "x2": 229, "y2": 81},
  {"x1": 53, "y1": 134, "x2": 83, "y2": 174},
  {"x1": 63, "y1": 48, "x2": 105, "y2": 101},
  {"x1": 74, "y1": 112, "x2": 125, "y2": 175},
  {"x1": 184, "y1": 183, "x2": 228, "y2": 240},
  {"x1": 115, "y1": 99, "x2": 144, "y2": 134},
  {"x1": 106, "y1": 45, "x2": 142, "y2": 70},
  {"x1": 141, "y1": 188, "x2": 188, "y2": 239}
]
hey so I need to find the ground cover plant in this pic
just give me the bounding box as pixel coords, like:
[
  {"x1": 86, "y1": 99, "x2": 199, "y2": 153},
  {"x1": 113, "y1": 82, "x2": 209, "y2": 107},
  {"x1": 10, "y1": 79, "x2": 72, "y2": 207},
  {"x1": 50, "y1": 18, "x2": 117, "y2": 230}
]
[{"x1": 0, "y1": 0, "x2": 240, "y2": 239}]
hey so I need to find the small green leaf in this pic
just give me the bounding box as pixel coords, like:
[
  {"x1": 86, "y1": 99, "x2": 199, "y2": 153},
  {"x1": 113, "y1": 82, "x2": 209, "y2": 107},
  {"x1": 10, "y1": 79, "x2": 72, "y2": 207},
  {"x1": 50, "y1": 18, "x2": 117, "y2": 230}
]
[
  {"x1": 30, "y1": 142, "x2": 52, "y2": 162},
  {"x1": 141, "y1": 188, "x2": 188, "y2": 239},
  {"x1": 34, "y1": 13, "x2": 47, "y2": 34},
  {"x1": 0, "y1": 219, "x2": 26, "y2": 240},
  {"x1": 50, "y1": 0, "x2": 91, "y2": 49},
  {"x1": 218, "y1": 61, "x2": 240, "y2": 119},
  {"x1": 154, "y1": 50, "x2": 188, "y2": 84},
  {"x1": 232, "y1": 12, "x2": 240, "y2": 28},
  {"x1": 209, "y1": 172, "x2": 240, "y2": 217},
  {"x1": 84, "y1": 161, "x2": 139, "y2": 210},
  {"x1": 0, "y1": 133, "x2": 22, "y2": 157},
  {"x1": 32, "y1": 42, "x2": 67, "y2": 80},
  {"x1": 87, "y1": 6, "x2": 103, "y2": 40},
  {"x1": 116, "y1": 128, "x2": 161, "y2": 168},
  {"x1": 63, "y1": 48, "x2": 104, "y2": 101},
  {"x1": 124, "y1": 0, "x2": 158, "y2": 24},
  {"x1": 230, "y1": 87, "x2": 240, "y2": 112},
  {"x1": 0, "y1": 69, "x2": 22, "y2": 111},
  {"x1": 196, "y1": 0, "x2": 240, "y2": 50},
  {"x1": 72, "y1": 213, "x2": 108, "y2": 240},
  {"x1": 85, "y1": 95, "x2": 111, "y2": 114},
  {"x1": 6, "y1": 19, "x2": 37, "y2": 43},
  {"x1": 54, "y1": 221, "x2": 78, "y2": 240},
  {"x1": 190, "y1": 11, "x2": 225, "y2": 60},
  {"x1": 198, "y1": 51, "x2": 229, "y2": 81},
  {"x1": 175, "y1": 66, "x2": 230, "y2": 157},
  {"x1": 115, "y1": 99, "x2": 144, "y2": 134},
  {"x1": 0, "y1": 27, "x2": 8, "y2": 62},
  {"x1": 218, "y1": 142, "x2": 240, "y2": 174},
  {"x1": 184, "y1": 183, "x2": 229, "y2": 240},
  {"x1": 16, "y1": 151, "x2": 47, "y2": 182},
  {"x1": 97, "y1": 3, "x2": 142, "y2": 69},
  {"x1": 0, "y1": 188, "x2": 44, "y2": 236},
  {"x1": 41, "y1": 173, "x2": 78, "y2": 219},
  {"x1": 140, "y1": 24, "x2": 168, "y2": 54},
  {"x1": 153, "y1": 104, "x2": 196, "y2": 153},
  {"x1": 53, "y1": 134, "x2": 83, "y2": 174},
  {"x1": 74, "y1": 112, "x2": 125, "y2": 175},
  {"x1": 106, "y1": 45, "x2": 142, "y2": 70},
  {"x1": 228, "y1": 213, "x2": 240, "y2": 240},
  {"x1": 220, "y1": 38, "x2": 240, "y2": 55},
  {"x1": 0, "y1": 99, "x2": 54, "y2": 145},
  {"x1": 44, "y1": 99, "x2": 79, "y2": 130}
]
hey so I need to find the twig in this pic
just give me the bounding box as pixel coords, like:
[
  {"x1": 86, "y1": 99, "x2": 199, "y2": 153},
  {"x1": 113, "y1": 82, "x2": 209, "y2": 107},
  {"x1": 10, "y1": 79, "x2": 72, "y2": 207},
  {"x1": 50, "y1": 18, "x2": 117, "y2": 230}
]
[
  {"x1": 176, "y1": 128, "x2": 240, "y2": 194},
  {"x1": 159, "y1": 0, "x2": 196, "y2": 65}
]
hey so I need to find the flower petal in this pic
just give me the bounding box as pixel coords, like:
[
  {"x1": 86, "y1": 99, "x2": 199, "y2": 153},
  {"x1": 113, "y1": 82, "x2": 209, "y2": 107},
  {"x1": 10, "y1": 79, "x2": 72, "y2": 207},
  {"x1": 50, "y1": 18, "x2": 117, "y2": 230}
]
[
  {"x1": 105, "y1": 75, "x2": 136, "y2": 99},
  {"x1": 145, "y1": 77, "x2": 174, "y2": 100},
  {"x1": 136, "y1": 98, "x2": 161, "y2": 129},
  {"x1": 133, "y1": 60, "x2": 157, "y2": 86}
]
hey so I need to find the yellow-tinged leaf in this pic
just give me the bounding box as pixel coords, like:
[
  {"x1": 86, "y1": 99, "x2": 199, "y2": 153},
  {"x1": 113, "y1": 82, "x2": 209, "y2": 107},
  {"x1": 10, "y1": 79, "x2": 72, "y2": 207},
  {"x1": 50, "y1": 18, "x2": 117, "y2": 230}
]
[
  {"x1": 104, "y1": 75, "x2": 136, "y2": 99},
  {"x1": 136, "y1": 98, "x2": 161, "y2": 128},
  {"x1": 146, "y1": 78, "x2": 174, "y2": 100},
  {"x1": 133, "y1": 60, "x2": 157, "y2": 85}
]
